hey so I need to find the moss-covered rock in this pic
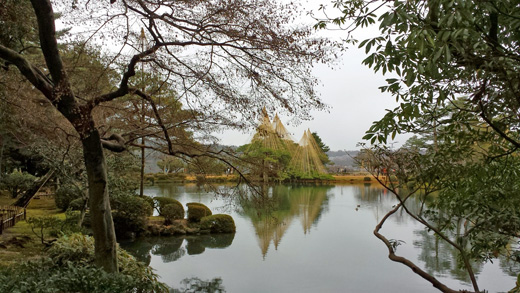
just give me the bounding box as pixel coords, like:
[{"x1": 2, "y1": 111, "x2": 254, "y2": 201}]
[
  {"x1": 186, "y1": 202, "x2": 212, "y2": 223},
  {"x1": 200, "y1": 214, "x2": 236, "y2": 233}
]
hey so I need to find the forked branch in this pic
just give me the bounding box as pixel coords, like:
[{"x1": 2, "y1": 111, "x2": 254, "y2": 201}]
[{"x1": 374, "y1": 204, "x2": 473, "y2": 293}]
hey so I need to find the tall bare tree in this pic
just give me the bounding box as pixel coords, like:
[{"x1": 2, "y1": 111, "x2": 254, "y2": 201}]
[{"x1": 0, "y1": 0, "x2": 334, "y2": 272}]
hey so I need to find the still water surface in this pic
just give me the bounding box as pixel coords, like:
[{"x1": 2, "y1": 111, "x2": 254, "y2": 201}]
[{"x1": 121, "y1": 183, "x2": 517, "y2": 292}]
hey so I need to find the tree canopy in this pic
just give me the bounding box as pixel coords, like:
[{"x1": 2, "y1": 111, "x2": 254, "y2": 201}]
[
  {"x1": 0, "y1": 0, "x2": 335, "y2": 272},
  {"x1": 317, "y1": 0, "x2": 520, "y2": 292}
]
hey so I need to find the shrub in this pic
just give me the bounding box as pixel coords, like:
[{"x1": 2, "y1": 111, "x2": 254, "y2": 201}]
[
  {"x1": 112, "y1": 195, "x2": 153, "y2": 238},
  {"x1": 0, "y1": 233, "x2": 168, "y2": 293},
  {"x1": 200, "y1": 214, "x2": 236, "y2": 233},
  {"x1": 363, "y1": 176, "x2": 371, "y2": 181},
  {"x1": 68, "y1": 198, "x2": 85, "y2": 211},
  {"x1": 153, "y1": 173, "x2": 186, "y2": 182},
  {"x1": 162, "y1": 204, "x2": 184, "y2": 225},
  {"x1": 186, "y1": 202, "x2": 212, "y2": 223},
  {"x1": 55, "y1": 185, "x2": 82, "y2": 211},
  {"x1": 155, "y1": 173, "x2": 170, "y2": 181},
  {"x1": 140, "y1": 195, "x2": 155, "y2": 216},
  {"x1": 154, "y1": 197, "x2": 184, "y2": 217},
  {"x1": 27, "y1": 216, "x2": 62, "y2": 245},
  {"x1": 60, "y1": 210, "x2": 89, "y2": 235},
  {"x1": 29, "y1": 212, "x2": 89, "y2": 244},
  {"x1": 0, "y1": 171, "x2": 36, "y2": 198}
]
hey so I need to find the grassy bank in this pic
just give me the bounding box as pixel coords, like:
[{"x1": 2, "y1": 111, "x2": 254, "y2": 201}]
[
  {"x1": 144, "y1": 172, "x2": 391, "y2": 184},
  {"x1": 0, "y1": 196, "x2": 64, "y2": 266},
  {"x1": 145, "y1": 173, "x2": 239, "y2": 184}
]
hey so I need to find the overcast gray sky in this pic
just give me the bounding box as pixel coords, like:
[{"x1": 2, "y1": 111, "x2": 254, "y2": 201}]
[
  {"x1": 216, "y1": 1, "x2": 411, "y2": 151},
  {"x1": 218, "y1": 38, "x2": 407, "y2": 151}
]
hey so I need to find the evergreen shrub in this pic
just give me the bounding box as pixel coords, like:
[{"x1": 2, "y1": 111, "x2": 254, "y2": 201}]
[
  {"x1": 200, "y1": 214, "x2": 236, "y2": 233},
  {"x1": 186, "y1": 202, "x2": 212, "y2": 222},
  {"x1": 162, "y1": 204, "x2": 184, "y2": 225},
  {"x1": 68, "y1": 198, "x2": 85, "y2": 211},
  {"x1": 112, "y1": 195, "x2": 153, "y2": 237},
  {"x1": 140, "y1": 195, "x2": 155, "y2": 216},
  {"x1": 0, "y1": 233, "x2": 167, "y2": 292},
  {"x1": 154, "y1": 197, "x2": 184, "y2": 217},
  {"x1": 55, "y1": 185, "x2": 82, "y2": 211}
]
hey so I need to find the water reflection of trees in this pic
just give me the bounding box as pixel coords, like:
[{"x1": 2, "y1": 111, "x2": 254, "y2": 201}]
[
  {"x1": 499, "y1": 248, "x2": 520, "y2": 278},
  {"x1": 351, "y1": 183, "x2": 425, "y2": 224},
  {"x1": 120, "y1": 234, "x2": 235, "y2": 265},
  {"x1": 155, "y1": 183, "x2": 205, "y2": 199},
  {"x1": 413, "y1": 228, "x2": 483, "y2": 285},
  {"x1": 237, "y1": 184, "x2": 332, "y2": 257}
]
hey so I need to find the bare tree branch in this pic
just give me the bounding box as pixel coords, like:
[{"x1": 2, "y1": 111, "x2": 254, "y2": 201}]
[
  {"x1": 0, "y1": 45, "x2": 53, "y2": 98},
  {"x1": 373, "y1": 204, "x2": 469, "y2": 293},
  {"x1": 30, "y1": 0, "x2": 71, "y2": 92},
  {"x1": 101, "y1": 133, "x2": 126, "y2": 152}
]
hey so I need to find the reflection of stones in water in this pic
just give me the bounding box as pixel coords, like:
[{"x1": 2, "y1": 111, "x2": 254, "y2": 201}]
[
  {"x1": 186, "y1": 238, "x2": 205, "y2": 255},
  {"x1": 172, "y1": 277, "x2": 225, "y2": 293},
  {"x1": 186, "y1": 233, "x2": 235, "y2": 255},
  {"x1": 122, "y1": 234, "x2": 235, "y2": 263},
  {"x1": 152, "y1": 237, "x2": 185, "y2": 263},
  {"x1": 200, "y1": 233, "x2": 235, "y2": 249},
  {"x1": 119, "y1": 239, "x2": 154, "y2": 266}
]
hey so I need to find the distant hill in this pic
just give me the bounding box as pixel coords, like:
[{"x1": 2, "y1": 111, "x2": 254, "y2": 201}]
[{"x1": 326, "y1": 150, "x2": 360, "y2": 171}]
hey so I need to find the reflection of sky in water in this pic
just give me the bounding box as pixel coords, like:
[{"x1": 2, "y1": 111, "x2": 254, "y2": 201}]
[{"x1": 123, "y1": 183, "x2": 516, "y2": 293}]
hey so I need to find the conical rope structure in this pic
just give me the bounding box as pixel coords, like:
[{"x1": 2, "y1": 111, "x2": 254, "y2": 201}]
[
  {"x1": 289, "y1": 129, "x2": 328, "y2": 176},
  {"x1": 250, "y1": 109, "x2": 287, "y2": 151},
  {"x1": 246, "y1": 110, "x2": 328, "y2": 178}
]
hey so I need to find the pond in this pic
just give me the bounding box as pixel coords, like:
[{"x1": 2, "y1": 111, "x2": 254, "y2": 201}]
[{"x1": 121, "y1": 183, "x2": 517, "y2": 292}]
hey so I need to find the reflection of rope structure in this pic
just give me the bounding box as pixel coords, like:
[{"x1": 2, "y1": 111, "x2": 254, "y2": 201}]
[
  {"x1": 243, "y1": 186, "x2": 331, "y2": 258},
  {"x1": 249, "y1": 109, "x2": 328, "y2": 177},
  {"x1": 293, "y1": 188, "x2": 327, "y2": 234},
  {"x1": 255, "y1": 217, "x2": 292, "y2": 258}
]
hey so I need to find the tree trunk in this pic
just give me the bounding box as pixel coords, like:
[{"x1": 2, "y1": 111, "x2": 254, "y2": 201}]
[
  {"x1": 81, "y1": 129, "x2": 118, "y2": 273},
  {"x1": 263, "y1": 159, "x2": 268, "y2": 184},
  {"x1": 0, "y1": 137, "x2": 4, "y2": 179},
  {"x1": 78, "y1": 189, "x2": 89, "y2": 227},
  {"x1": 140, "y1": 142, "x2": 145, "y2": 196}
]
